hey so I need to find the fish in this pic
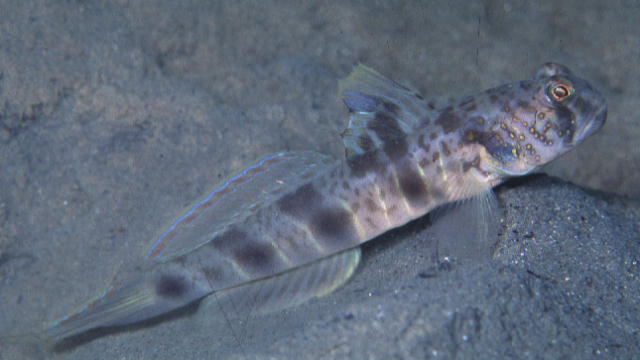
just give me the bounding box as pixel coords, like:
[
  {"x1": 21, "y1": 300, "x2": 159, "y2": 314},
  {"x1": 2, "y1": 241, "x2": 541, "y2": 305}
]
[{"x1": 14, "y1": 62, "x2": 608, "y2": 344}]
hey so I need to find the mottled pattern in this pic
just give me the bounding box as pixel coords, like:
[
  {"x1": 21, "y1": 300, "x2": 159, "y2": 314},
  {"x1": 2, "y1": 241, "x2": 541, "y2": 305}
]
[{"x1": 41, "y1": 63, "x2": 606, "y2": 341}]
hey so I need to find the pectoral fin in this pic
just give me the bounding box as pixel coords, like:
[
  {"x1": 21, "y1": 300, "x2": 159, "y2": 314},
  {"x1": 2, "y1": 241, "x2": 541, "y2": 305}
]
[{"x1": 429, "y1": 187, "x2": 501, "y2": 263}]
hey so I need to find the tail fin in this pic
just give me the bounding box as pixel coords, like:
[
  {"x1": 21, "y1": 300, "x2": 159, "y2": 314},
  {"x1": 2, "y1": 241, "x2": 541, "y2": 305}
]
[{"x1": 41, "y1": 270, "x2": 206, "y2": 341}]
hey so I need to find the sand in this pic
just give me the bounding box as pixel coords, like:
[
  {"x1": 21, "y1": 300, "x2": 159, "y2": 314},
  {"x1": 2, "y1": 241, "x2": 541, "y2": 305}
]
[{"x1": 0, "y1": 1, "x2": 638, "y2": 359}]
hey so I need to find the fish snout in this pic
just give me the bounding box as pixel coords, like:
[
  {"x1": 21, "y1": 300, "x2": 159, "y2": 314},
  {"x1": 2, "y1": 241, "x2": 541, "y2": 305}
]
[{"x1": 574, "y1": 101, "x2": 607, "y2": 143}]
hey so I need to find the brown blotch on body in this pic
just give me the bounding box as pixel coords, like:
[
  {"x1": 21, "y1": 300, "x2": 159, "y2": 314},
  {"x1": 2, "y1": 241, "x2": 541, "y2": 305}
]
[
  {"x1": 234, "y1": 242, "x2": 277, "y2": 273},
  {"x1": 383, "y1": 138, "x2": 409, "y2": 160},
  {"x1": 462, "y1": 156, "x2": 481, "y2": 172},
  {"x1": 463, "y1": 130, "x2": 476, "y2": 142},
  {"x1": 278, "y1": 183, "x2": 323, "y2": 217},
  {"x1": 398, "y1": 167, "x2": 430, "y2": 207},
  {"x1": 418, "y1": 134, "x2": 429, "y2": 150},
  {"x1": 309, "y1": 207, "x2": 358, "y2": 247},
  {"x1": 347, "y1": 151, "x2": 386, "y2": 178},
  {"x1": 517, "y1": 100, "x2": 536, "y2": 113},
  {"x1": 440, "y1": 141, "x2": 451, "y2": 156},
  {"x1": 365, "y1": 197, "x2": 379, "y2": 212},
  {"x1": 211, "y1": 227, "x2": 250, "y2": 252},
  {"x1": 156, "y1": 274, "x2": 189, "y2": 299},
  {"x1": 383, "y1": 100, "x2": 401, "y2": 115},
  {"x1": 435, "y1": 108, "x2": 464, "y2": 134},
  {"x1": 369, "y1": 112, "x2": 405, "y2": 142}
]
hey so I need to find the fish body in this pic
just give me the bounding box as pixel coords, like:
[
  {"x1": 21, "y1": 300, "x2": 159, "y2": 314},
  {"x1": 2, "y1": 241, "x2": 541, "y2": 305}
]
[{"x1": 40, "y1": 63, "x2": 606, "y2": 341}]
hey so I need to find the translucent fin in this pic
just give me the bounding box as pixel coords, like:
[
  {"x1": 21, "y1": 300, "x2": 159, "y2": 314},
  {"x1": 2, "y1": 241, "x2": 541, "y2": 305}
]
[
  {"x1": 146, "y1": 151, "x2": 335, "y2": 262},
  {"x1": 338, "y1": 64, "x2": 438, "y2": 156},
  {"x1": 207, "y1": 247, "x2": 361, "y2": 318},
  {"x1": 429, "y1": 187, "x2": 501, "y2": 263},
  {"x1": 40, "y1": 269, "x2": 208, "y2": 341}
]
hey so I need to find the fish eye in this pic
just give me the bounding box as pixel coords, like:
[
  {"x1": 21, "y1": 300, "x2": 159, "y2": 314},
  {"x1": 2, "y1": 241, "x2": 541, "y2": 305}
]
[{"x1": 546, "y1": 79, "x2": 574, "y2": 102}]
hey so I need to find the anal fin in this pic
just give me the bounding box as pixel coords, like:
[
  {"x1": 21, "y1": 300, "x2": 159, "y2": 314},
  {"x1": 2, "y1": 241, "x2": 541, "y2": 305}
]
[{"x1": 208, "y1": 247, "x2": 361, "y2": 317}]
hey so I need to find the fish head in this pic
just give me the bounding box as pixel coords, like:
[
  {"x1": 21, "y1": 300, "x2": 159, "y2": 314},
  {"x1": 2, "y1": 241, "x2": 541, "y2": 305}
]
[{"x1": 475, "y1": 63, "x2": 607, "y2": 177}]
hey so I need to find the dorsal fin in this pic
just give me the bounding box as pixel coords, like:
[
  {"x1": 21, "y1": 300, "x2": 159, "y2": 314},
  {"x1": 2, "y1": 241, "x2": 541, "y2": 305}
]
[
  {"x1": 146, "y1": 151, "x2": 335, "y2": 262},
  {"x1": 338, "y1": 64, "x2": 439, "y2": 156}
]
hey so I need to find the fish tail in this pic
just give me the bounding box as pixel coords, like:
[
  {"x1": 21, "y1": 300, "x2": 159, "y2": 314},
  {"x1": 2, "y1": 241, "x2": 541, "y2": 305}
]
[{"x1": 42, "y1": 271, "x2": 196, "y2": 341}]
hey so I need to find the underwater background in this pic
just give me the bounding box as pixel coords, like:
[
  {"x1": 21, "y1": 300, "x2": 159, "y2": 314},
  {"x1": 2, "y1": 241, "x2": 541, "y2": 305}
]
[{"x1": 0, "y1": 1, "x2": 638, "y2": 359}]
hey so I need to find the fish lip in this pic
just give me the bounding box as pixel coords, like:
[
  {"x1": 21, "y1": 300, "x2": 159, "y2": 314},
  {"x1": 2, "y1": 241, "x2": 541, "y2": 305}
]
[{"x1": 574, "y1": 102, "x2": 607, "y2": 142}]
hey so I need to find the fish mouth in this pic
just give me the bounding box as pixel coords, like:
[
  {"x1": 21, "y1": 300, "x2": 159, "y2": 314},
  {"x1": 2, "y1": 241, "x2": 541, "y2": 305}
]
[{"x1": 574, "y1": 102, "x2": 607, "y2": 142}]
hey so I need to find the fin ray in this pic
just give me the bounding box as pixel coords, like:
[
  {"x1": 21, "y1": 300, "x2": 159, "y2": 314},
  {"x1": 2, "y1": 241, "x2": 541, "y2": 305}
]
[
  {"x1": 338, "y1": 64, "x2": 438, "y2": 156},
  {"x1": 210, "y1": 246, "x2": 361, "y2": 317},
  {"x1": 429, "y1": 183, "x2": 500, "y2": 262},
  {"x1": 146, "y1": 151, "x2": 335, "y2": 262},
  {"x1": 41, "y1": 268, "x2": 209, "y2": 341}
]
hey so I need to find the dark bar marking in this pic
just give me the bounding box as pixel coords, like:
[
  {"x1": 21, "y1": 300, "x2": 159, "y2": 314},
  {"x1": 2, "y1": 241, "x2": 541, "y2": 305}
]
[
  {"x1": 234, "y1": 243, "x2": 277, "y2": 272},
  {"x1": 369, "y1": 112, "x2": 405, "y2": 142},
  {"x1": 462, "y1": 156, "x2": 481, "y2": 173},
  {"x1": 383, "y1": 138, "x2": 409, "y2": 160},
  {"x1": 309, "y1": 207, "x2": 358, "y2": 247},
  {"x1": 441, "y1": 141, "x2": 451, "y2": 156},
  {"x1": 210, "y1": 227, "x2": 251, "y2": 252},
  {"x1": 347, "y1": 151, "x2": 386, "y2": 178},
  {"x1": 383, "y1": 100, "x2": 400, "y2": 115},
  {"x1": 398, "y1": 166, "x2": 430, "y2": 207},
  {"x1": 156, "y1": 274, "x2": 188, "y2": 299},
  {"x1": 211, "y1": 227, "x2": 281, "y2": 275},
  {"x1": 278, "y1": 184, "x2": 323, "y2": 217},
  {"x1": 435, "y1": 108, "x2": 464, "y2": 134}
]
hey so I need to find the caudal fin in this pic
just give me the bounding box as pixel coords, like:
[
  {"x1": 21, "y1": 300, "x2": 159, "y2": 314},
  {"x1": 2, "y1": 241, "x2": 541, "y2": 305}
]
[{"x1": 41, "y1": 270, "x2": 206, "y2": 342}]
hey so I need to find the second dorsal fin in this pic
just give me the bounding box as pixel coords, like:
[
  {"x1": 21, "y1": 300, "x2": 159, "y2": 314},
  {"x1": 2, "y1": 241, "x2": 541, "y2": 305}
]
[
  {"x1": 338, "y1": 65, "x2": 438, "y2": 156},
  {"x1": 145, "y1": 151, "x2": 335, "y2": 262}
]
